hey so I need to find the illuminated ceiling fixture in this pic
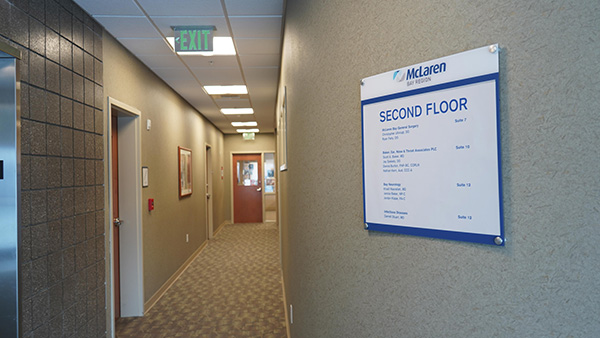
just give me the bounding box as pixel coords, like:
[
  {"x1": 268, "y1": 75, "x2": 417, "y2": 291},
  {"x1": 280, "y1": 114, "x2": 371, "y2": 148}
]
[
  {"x1": 205, "y1": 85, "x2": 248, "y2": 95},
  {"x1": 221, "y1": 108, "x2": 254, "y2": 115},
  {"x1": 231, "y1": 121, "x2": 258, "y2": 127},
  {"x1": 166, "y1": 36, "x2": 236, "y2": 56},
  {"x1": 237, "y1": 129, "x2": 260, "y2": 133}
]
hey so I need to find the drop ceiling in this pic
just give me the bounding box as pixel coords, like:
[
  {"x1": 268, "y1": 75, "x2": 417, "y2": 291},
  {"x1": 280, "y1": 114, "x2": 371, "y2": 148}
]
[{"x1": 74, "y1": 0, "x2": 285, "y2": 134}]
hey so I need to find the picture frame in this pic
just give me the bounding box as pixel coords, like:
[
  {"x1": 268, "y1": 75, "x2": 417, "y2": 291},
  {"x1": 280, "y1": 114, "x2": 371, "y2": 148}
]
[
  {"x1": 142, "y1": 166, "x2": 149, "y2": 187},
  {"x1": 279, "y1": 86, "x2": 288, "y2": 171},
  {"x1": 178, "y1": 147, "x2": 192, "y2": 197}
]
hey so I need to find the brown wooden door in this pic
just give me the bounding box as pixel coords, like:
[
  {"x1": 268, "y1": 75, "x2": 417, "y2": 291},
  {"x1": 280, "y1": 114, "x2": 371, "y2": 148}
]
[
  {"x1": 111, "y1": 115, "x2": 121, "y2": 319},
  {"x1": 233, "y1": 154, "x2": 263, "y2": 223}
]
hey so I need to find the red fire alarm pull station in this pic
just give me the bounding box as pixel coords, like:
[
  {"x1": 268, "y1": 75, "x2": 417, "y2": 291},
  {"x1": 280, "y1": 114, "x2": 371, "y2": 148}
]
[{"x1": 148, "y1": 198, "x2": 154, "y2": 211}]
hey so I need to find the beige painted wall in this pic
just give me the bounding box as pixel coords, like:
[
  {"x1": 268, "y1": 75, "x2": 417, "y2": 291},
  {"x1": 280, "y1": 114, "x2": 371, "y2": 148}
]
[
  {"x1": 103, "y1": 33, "x2": 226, "y2": 302},
  {"x1": 223, "y1": 133, "x2": 276, "y2": 222},
  {"x1": 278, "y1": 0, "x2": 600, "y2": 337}
]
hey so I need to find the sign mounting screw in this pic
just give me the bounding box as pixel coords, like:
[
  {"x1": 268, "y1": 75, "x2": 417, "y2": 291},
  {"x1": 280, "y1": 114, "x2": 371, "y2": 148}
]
[
  {"x1": 494, "y1": 237, "x2": 504, "y2": 245},
  {"x1": 488, "y1": 45, "x2": 498, "y2": 54},
  {"x1": 364, "y1": 223, "x2": 369, "y2": 230},
  {"x1": 360, "y1": 80, "x2": 365, "y2": 86}
]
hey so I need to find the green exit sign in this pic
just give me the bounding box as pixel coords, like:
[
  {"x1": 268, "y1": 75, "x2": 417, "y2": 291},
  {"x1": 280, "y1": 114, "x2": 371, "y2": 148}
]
[{"x1": 173, "y1": 26, "x2": 215, "y2": 52}]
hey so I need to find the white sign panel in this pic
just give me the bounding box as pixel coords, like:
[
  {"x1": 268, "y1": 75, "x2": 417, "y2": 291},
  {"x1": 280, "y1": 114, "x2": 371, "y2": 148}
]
[{"x1": 361, "y1": 45, "x2": 504, "y2": 245}]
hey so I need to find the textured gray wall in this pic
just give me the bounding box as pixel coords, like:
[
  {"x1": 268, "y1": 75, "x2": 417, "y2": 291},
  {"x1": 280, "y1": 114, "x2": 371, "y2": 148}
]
[
  {"x1": 278, "y1": 0, "x2": 600, "y2": 337},
  {"x1": 102, "y1": 34, "x2": 226, "y2": 302},
  {"x1": 1, "y1": 0, "x2": 107, "y2": 336}
]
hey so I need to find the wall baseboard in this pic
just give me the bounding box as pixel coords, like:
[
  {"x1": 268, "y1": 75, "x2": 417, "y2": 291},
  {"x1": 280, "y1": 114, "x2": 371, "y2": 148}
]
[
  {"x1": 281, "y1": 271, "x2": 291, "y2": 338},
  {"x1": 214, "y1": 220, "x2": 229, "y2": 237},
  {"x1": 144, "y1": 241, "x2": 208, "y2": 314}
]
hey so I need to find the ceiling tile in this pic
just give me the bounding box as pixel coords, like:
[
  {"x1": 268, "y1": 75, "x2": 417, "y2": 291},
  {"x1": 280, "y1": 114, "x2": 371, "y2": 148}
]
[
  {"x1": 214, "y1": 98, "x2": 251, "y2": 108},
  {"x1": 136, "y1": 0, "x2": 224, "y2": 16},
  {"x1": 169, "y1": 85, "x2": 208, "y2": 105},
  {"x1": 247, "y1": 85, "x2": 277, "y2": 107},
  {"x1": 162, "y1": 74, "x2": 199, "y2": 90},
  {"x1": 190, "y1": 67, "x2": 243, "y2": 85},
  {"x1": 244, "y1": 67, "x2": 280, "y2": 87},
  {"x1": 185, "y1": 94, "x2": 216, "y2": 109},
  {"x1": 150, "y1": 16, "x2": 230, "y2": 38},
  {"x1": 205, "y1": 113, "x2": 232, "y2": 127},
  {"x1": 151, "y1": 67, "x2": 192, "y2": 80},
  {"x1": 240, "y1": 55, "x2": 280, "y2": 68},
  {"x1": 236, "y1": 38, "x2": 281, "y2": 55},
  {"x1": 136, "y1": 53, "x2": 182, "y2": 69},
  {"x1": 94, "y1": 16, "x2": 157, "y2": 38},
  {"x1": 253, "y1": 102, "x2": 277, "y2": 124},
  {"x1": 224, "y1": 0, "x2": 284, "y2": 15},
  {"x1": 181, "y1": 55, "x2": 239, "y2": 68},
  {"x1": 118, "y1": 38, "x2": 173, "y2": 55},
  {"x1": 229, "y1": 16, "x2": 282, "y2": 39},
  {"x1": 74, "y1": 0, "x2": 142, "y2": 16},
  {"x1": 224, "y1": 114, "x2": 256, "y2": 123},
  {"x1": 252, "y1": 96, "x2": 277, "y2": 110}
]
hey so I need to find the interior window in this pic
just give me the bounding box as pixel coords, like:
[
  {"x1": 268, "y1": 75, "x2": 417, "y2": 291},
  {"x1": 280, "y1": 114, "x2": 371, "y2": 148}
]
[{"x1": 237, "y1": 160, "x2": 259, "y2": 186}]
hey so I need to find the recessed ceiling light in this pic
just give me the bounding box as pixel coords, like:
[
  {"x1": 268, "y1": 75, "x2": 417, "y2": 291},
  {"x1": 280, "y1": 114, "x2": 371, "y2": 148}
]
[
  {"x1": 237, "y1": 129, "x2": 260, "y2": 133},
  {"x1": 166, "y1": 36, "x2": 236, "y2": 56},
  {"x1": 231, "y1": 122, "x2": 258, "y2": 127},
  {"x1": 205, "y1": 85, "x2": 248, "y2": 95},
  {"x1": 221, "y1": 108, "x2": 254, "y2": 115}
]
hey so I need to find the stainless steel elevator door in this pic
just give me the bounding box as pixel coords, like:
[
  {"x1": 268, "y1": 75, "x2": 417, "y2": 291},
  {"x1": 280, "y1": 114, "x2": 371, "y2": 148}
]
[{"x1": 0, "y1": 50, "x2": 21, "y2": 337}]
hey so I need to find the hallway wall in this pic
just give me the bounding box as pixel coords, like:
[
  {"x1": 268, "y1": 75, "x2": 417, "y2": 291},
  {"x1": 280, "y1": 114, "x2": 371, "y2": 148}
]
[
  {"x1": 278, "y1": 0, "x2": 600, "y2": 337},
  {"x1": 223, "y1": 133, "x2": 276, "y2": 223},
  {"x1": 102, "y1": 34, "x2": 226, "y2": 304},
  {"x1": 1, "y1": 0, "x2": 106, "y2": 336}
]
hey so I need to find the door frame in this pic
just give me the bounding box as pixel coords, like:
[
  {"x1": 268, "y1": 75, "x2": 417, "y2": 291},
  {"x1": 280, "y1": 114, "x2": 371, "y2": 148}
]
[
  {"x1": 229, "y1": 150, "x2": 275, "y2": 223},
  {"x1": 107, "y1": 97, "x2": 144, "y2": 332},
  {"x1": 205, "y1": 143, "x2": 214, "y2": 239}
]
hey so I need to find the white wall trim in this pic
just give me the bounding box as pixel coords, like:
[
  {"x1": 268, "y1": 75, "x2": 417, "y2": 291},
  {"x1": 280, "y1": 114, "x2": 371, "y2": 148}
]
[
  {"x1": 107, "y1": 97, "x2": 144, "y2": 325},
  {"x1": 205, "y1": 143, "x2": 214, "y2": 239}
]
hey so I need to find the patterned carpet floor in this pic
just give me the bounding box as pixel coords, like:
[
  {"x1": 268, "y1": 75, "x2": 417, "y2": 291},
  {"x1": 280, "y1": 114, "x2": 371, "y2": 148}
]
[{"x1": 115, "y1": 223, "x2": 287, "y2": 338}]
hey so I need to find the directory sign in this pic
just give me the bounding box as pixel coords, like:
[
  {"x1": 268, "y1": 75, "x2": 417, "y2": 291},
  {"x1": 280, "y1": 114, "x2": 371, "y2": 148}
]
[{"x1": 361, "y1": 45, "x2": 504, "y2": 245}]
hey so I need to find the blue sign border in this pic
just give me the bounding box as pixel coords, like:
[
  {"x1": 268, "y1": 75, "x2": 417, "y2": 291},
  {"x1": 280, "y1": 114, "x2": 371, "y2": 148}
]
[{"x1": 361, "y1": 72, "x2": 504, "y2": 246}]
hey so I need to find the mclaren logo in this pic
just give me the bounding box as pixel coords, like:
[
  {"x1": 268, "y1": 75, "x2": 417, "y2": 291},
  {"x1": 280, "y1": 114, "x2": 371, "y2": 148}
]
[{"x1": 393, "y1": 70, "x2": 406, "y2": 82}]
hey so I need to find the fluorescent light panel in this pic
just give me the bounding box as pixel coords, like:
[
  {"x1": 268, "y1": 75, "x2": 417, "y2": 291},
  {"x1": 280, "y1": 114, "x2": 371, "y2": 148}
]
[
  {"x1": 237, "y1": 129, "x2": 260, "y2": 133},
  {"x1": 221, "y1": 108, "x2": 254, "y2": 115},
  {"x1": 205, "y1": 85, "x2": 248, "y2": 95},
  {"x1": 231, "y1": 122, "x2": 258, "y2": 127},
  {"x1": 166, "y1": 36, "x2": 236, "y2": 56}
]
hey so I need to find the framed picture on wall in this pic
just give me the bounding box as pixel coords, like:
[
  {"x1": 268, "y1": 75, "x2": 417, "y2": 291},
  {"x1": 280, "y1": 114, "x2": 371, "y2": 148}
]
[
  {"x1": 178, "y1": 147, "x2": 192, "y2": 197},
  {"x1": 142, "y1": 166, "x2": 149, "y2": 187},
  {"x1": 279, "y1": 86, "x2": 288, "y2": 171}
]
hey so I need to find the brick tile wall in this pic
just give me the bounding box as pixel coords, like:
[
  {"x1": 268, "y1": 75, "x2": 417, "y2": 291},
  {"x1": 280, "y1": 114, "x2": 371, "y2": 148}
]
[{"x1": 0, "y1": 0, "x2": 106, "y2": 337}]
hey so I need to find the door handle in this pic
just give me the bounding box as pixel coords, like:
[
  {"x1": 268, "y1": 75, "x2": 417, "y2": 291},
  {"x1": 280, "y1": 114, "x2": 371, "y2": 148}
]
[
  {"x1": 113, "y1": 218, "x2": 123, "y2": 227},
  {"x1": 256, "y1": 187, "x2": 262, "y2": 192}
]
